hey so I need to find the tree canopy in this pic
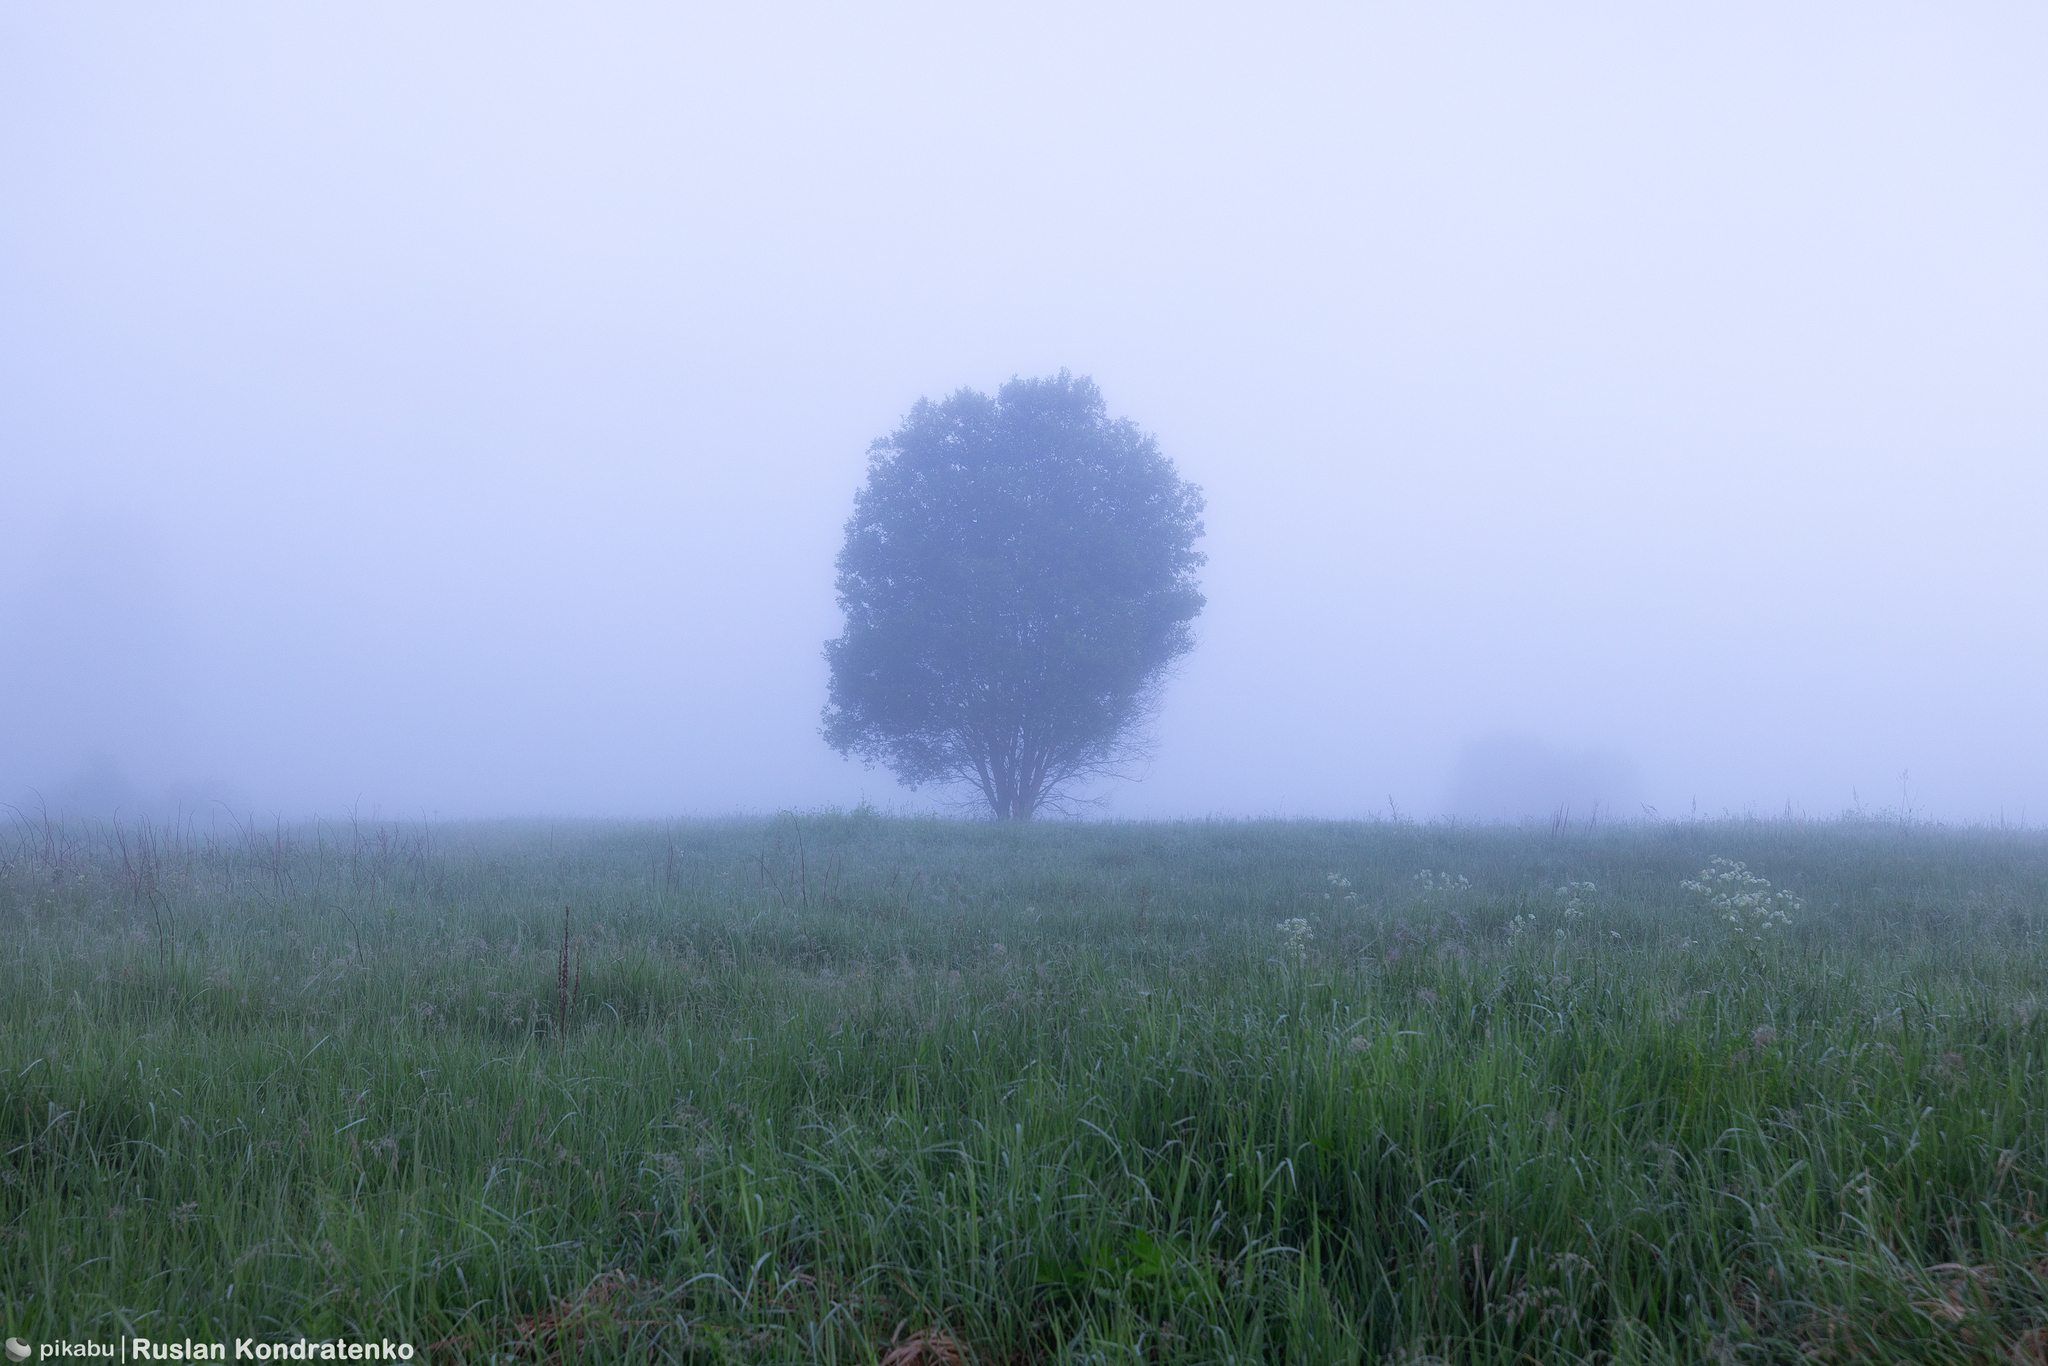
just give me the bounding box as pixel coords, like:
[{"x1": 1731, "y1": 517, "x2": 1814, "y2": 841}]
[{"x1": 823, "y1": 372, "x2": 1205, "y2": 819}]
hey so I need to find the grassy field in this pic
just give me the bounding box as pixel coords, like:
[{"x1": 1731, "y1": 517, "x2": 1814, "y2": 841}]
[{"x1": 3, "y1": 810, "x2": 2047, "y2": 1364}]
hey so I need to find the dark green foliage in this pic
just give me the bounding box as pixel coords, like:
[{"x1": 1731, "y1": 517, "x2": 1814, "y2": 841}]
[
  {"x1": 824, "y1": 372, "x2": 1206, "y2": 819},
  {"x1": 3, "y1": 814, "x2": 2048, "y2": 1362}
]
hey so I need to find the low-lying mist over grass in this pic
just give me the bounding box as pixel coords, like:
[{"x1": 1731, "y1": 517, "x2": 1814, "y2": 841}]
[{"x1": 4, "y1": 812, "x2": 2046, "y2": 1362}]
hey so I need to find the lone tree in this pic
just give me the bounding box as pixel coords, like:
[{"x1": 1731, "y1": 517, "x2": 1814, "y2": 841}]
[{"x1": 823, "y1": 372, "x2": 1205, "y2": 819}]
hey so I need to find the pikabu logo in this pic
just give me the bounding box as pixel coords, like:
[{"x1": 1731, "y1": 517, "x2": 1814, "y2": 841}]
[{"x1": 7, "y1": 1339, "x2": 32, "y2": 1363}]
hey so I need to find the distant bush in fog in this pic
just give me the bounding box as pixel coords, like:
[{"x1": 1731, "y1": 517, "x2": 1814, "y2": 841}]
[{"x1": 1443, "y1": 731, "x2": 1642, "y2": 822}]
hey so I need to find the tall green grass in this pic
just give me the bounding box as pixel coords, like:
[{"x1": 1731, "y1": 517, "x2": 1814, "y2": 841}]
[{"x1": 3, "y1": 811, "x2": 2046, "y2": 1363}]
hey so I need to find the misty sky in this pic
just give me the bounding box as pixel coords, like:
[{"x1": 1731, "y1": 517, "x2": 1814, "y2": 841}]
[{"x1": 4, "y1": 4, "x2": 2043, "y2": 823}]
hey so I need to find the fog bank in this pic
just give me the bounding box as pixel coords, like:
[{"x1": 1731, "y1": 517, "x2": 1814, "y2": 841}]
[{"x1": 4, "y1": 4, "x2": 2042, "y2": 823}]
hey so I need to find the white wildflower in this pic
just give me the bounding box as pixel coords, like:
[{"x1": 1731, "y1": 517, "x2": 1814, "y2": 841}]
[
  {"x1": 1682, "y1": 857, "x2": 1799, "y2": 949},
  {"x1": 1547, "y1": 881, "x2": 1596, "y2": 940},
  {"x1": 1276, "y1": 918, "x2": 1314, "y2": 961}
]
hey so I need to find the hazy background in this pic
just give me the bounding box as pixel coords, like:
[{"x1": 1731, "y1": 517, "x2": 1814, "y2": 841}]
[{"x1": 3, "y1": 3, "x2": 2042, "y2": 824}]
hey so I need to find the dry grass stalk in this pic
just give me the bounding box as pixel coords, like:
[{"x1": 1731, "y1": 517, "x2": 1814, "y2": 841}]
[{"x1": 880, "y1": 1322, "x2": 967, "y2": 1366}]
